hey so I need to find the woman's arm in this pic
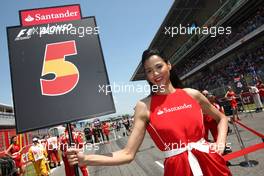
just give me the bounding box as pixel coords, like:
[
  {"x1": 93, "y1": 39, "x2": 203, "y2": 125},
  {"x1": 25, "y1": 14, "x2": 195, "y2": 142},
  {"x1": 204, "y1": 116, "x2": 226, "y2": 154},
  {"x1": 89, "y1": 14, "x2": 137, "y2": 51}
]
[
  {"x1": 184, "y1": 88, "x2": 228, "y2": 153},
  {"x1": 67, "y1": 100, "x2": 149, "y2": 166},
  {"x1": 224, "y1": 91, "x2": 228, "y2": 98},
  {"x1": 5, "y1": 144, "x2": 13, "y2": 157}
]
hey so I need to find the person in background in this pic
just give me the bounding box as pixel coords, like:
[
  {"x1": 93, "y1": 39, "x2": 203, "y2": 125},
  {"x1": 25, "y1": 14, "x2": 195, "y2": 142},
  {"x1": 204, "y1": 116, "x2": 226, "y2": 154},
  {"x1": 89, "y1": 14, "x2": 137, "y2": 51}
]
[
  {"x1": 84, "y1": 123, "x2": 94, "y2": 144},
  {"x1": 202, "y1": 92, "x2": 221, "y2": 142},
  {"x1": 248, "y1": 85, "x2": 263, "y2": 112},
  {"x1": 122, "y1": 116, "x2": 131, "y2": 136},
  {"x1": 116, "y1": 121, "x2": 121, "y2": 132},
  {"x1": 202, "y1": 90, "x2": 209, "y2": 97},
  {"x1": 206, "y1": 93, "x2": 233, "y2": 158},
  {"x1": 60, "y1": 126, "x2": 89, "y2": 176},
  {"x1": 46, "y1": 134, "x2": 61, "y2": 168},
  {"x1": 256, "y1": 80, "x2": 264, "y2": 103},
  {"x1": 102, "y1": 122, "x2": 110, "y2": 143},
  {"x1": 225, "y1": 86, "x2": 240, "y2": 121},
  {"x1": 5, "y1": 136, "x2": 25, "y2": 176},
  {"x1": 28, "y1": 137, "x2": 50, "y2": 176},
  {"x1": 93, "y1": 118, "x2": 105, "y2": 143}
]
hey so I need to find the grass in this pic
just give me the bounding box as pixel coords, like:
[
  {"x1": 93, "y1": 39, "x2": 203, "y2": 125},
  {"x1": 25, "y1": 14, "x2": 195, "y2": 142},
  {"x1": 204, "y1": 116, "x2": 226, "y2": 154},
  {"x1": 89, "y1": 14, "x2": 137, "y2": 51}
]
[
  {"x1": 242, "y1": 103, "x2": 257, "y2": 111},
  {"x1": 24, "y1": 163, "x2": 36, "y2": 176}
]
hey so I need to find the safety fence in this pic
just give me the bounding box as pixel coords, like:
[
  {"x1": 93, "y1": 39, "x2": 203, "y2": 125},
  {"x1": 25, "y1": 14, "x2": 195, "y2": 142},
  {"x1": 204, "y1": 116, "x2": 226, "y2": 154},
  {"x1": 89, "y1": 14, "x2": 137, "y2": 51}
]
[{"x1": 223, "y1": 120, "x2": 264, "y2": 163}]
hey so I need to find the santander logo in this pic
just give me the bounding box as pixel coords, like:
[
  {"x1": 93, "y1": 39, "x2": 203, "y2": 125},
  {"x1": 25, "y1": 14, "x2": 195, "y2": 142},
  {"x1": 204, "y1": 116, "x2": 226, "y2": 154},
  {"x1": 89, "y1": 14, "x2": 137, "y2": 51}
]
[
  {"x1": 157, "y1": 103, "x2": 192, "y2": 116},
  {"x1": 24, "y1": 10, "x2": 78, "y2": 23},
  {"x1": 157, "y1": 109, "x2": 164, "y2": 115},
  {"x1": 25, "y1": 15, "x2": 34, "y2": 22},
  {"x1": 20, "y1": 5, "x2": 81, "y2": 27}
]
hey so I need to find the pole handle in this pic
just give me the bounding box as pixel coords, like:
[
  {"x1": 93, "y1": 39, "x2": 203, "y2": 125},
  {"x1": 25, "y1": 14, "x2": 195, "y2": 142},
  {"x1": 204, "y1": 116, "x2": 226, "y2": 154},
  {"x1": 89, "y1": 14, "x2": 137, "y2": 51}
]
[{"x1": 66, "y1": 123, "x2": 80, "y2": 176}]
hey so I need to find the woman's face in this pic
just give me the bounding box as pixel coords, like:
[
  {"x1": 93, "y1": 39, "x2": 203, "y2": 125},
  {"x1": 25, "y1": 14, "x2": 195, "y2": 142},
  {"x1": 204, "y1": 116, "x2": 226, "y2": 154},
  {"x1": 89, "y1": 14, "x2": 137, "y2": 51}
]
[
  {"x1": 208, "y1": 96, "x2": 215, "y2": 103},
  {"x1": 144, "y1": 55, "x2": 171, "y2": 87},
  {"x1": 12, "y1": 136, "x2": 17, "y2": 143}
]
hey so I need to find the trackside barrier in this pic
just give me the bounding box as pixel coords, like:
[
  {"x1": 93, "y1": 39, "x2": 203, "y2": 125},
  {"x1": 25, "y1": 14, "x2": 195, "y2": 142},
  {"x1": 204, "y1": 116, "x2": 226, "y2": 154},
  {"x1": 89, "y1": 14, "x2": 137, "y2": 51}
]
[
  {"x1": 223, "y1": 120, "x2": 264, "y2": 167},
  {"x1": 234, "y1": 120, "x2": 264, "y2": 141}
]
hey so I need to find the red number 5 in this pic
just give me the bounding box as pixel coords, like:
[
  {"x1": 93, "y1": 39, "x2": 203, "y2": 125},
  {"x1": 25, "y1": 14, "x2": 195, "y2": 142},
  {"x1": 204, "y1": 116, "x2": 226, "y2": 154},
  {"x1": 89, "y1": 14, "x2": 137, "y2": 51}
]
[{"x1": 40, "y1": 40, "x2": 79, "y2": 96}]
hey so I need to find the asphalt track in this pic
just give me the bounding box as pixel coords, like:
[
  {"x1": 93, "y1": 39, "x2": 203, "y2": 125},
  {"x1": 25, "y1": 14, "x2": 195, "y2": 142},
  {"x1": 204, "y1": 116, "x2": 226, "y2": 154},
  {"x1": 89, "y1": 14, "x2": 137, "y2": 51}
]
[{"x1": 51, "y1": 131, "x2": 164, "y2": 176}]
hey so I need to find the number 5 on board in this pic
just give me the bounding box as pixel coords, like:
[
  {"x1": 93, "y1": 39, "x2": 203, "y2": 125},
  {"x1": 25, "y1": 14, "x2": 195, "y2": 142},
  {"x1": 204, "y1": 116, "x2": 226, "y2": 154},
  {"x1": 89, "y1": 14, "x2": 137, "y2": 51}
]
[{"x1": 40, "y1": 41, "x2": 79, "y2": 96}]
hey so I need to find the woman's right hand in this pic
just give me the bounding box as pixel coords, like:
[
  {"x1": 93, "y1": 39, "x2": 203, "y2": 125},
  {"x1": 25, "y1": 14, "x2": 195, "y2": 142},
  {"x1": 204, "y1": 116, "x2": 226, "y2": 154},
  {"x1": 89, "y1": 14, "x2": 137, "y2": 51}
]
[{"x1": 66, "y1": 148, "x2": 87, "y2": 166}]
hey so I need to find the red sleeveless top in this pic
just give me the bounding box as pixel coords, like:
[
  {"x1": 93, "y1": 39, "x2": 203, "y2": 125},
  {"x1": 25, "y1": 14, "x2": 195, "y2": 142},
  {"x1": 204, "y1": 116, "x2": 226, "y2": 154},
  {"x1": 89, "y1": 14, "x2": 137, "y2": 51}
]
[
  {"x1": 226, "y1": 91, "x2": 237, "y2": 108},
  {"x1": 146, "y1": 89, "x2": 231, "y2": 176},
  {"x1": 10, "y1": 144, "x2": 22, "y2": 167},
  {"x1": 10, "y1": 144, "x2": 20, "y2": 154}
]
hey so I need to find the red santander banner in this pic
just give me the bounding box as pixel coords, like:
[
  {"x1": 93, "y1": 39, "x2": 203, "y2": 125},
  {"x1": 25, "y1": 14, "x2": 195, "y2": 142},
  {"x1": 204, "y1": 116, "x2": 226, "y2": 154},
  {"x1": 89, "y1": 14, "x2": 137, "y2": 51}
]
[{"x1": 20, "y1": 5, "x2": 81, "y2": 27}]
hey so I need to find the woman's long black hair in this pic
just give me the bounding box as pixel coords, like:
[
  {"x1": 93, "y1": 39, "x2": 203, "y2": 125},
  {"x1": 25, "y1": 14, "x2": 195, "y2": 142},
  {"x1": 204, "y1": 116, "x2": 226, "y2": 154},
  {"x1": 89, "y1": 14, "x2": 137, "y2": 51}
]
[
  {"x1": 141, "y1": 49, "x2": 183, "y2": 93},
  {"x1": 10, "y1": 136, "x2": 16, "y2": 145}
]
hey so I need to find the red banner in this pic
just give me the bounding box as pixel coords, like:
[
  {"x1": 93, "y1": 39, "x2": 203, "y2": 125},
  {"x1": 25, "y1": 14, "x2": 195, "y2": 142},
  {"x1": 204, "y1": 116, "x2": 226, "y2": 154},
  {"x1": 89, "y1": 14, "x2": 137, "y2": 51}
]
[
  {"x1": 240, "y1": 92, "x2": 254, "y2": 105},
  {"x1": 20, "y1": 5, "x2": 81, "y2": 26}
]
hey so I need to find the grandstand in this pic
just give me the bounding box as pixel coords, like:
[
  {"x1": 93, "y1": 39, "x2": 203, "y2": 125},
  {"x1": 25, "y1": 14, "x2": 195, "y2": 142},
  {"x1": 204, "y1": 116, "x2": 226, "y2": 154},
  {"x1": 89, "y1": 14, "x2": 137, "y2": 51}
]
[
  {"x1": 0, "y1": 103, "x2": 16, "y2": 151},
  {"x1": 131, "y1": 0, "x2": 264, "y2": 97},
  {"x1": 0, "y1": 103, "x2": 15, "y2": 128},
  {"x1": 0, "y1": 103, "x2": 48, "y2": 153}
]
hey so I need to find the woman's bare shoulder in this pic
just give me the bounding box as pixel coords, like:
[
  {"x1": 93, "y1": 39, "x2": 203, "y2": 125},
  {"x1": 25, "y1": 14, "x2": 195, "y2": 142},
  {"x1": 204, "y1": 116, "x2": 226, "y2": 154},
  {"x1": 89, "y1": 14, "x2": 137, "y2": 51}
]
[
  {"x1": 134, "y1": 96, "x2": 151, "y2": 122},
  {"x1": 135, "y1": 96, "x2": 151, "y2": 110},
  {"x1": 183, "y1": 88, "x2": 210, "y2": 107},
  {"x1": 182, "y1": 88, "x2": 201, "y2": 99}
]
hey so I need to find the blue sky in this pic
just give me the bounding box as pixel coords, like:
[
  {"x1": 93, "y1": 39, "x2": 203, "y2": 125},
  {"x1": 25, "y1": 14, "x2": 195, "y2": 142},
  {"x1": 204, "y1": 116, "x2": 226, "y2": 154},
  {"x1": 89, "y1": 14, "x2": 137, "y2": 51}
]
[{"x1": 0, "y1": 0, "x2": 173, "y2": 117}]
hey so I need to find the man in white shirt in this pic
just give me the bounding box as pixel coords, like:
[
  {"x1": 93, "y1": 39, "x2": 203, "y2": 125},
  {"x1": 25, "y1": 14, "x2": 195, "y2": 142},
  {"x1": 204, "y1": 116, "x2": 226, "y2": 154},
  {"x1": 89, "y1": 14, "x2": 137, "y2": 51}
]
[{"x1": 248, "y1": 86, "x2": 263, "y2": 112}]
